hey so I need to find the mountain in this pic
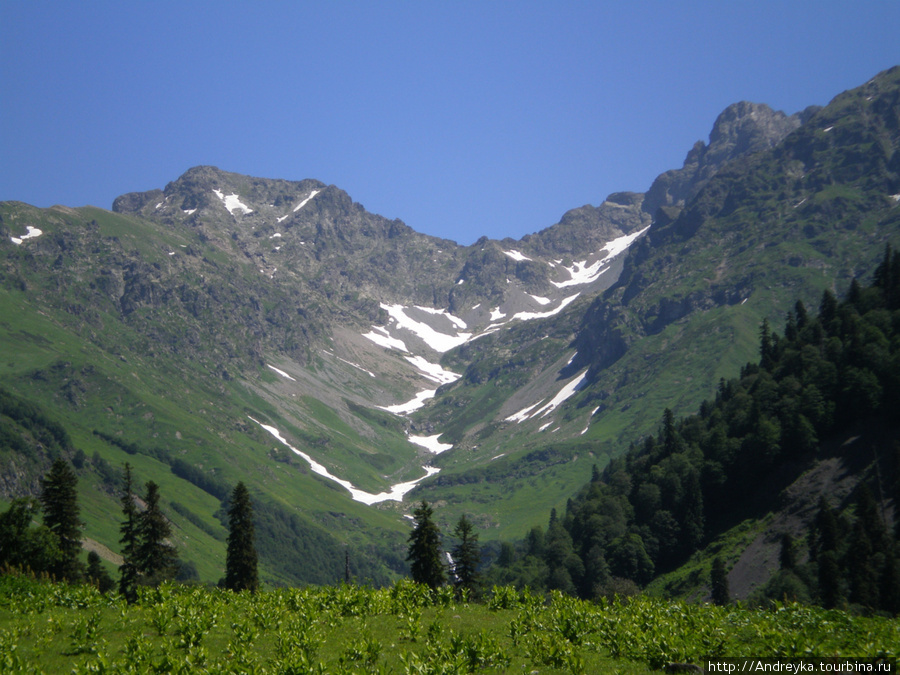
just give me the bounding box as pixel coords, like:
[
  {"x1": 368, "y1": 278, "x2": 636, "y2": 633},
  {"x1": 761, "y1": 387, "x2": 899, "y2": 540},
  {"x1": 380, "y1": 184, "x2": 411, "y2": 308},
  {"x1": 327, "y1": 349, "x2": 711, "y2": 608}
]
[{"x1": 1, "y1": 66, "x2": 898, "y2": 588}]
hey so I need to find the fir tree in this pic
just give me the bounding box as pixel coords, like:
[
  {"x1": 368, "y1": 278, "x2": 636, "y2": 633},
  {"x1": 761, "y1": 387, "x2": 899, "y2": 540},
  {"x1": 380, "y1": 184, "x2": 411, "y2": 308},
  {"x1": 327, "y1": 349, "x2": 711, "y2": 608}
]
[
  {"x1": 779, "y1": 532, "x2": 797, "y2": 571},
  {"x1": 711, "y1": 556, "x2": 730, "y2": 606},
  {"x1": 818, "y1": 550, "x2": 844, "y2": 609},
  {"x1": 225, "y1": 482, "x2": 259, "y2": 593},
  {"x1": 681, "y1": 468, "x2": 705, "y2": 552},
  {"x1": 137, "y1": 481, "x2": 179, "y2": 585},
  {"x1": 406, "y1": 500, "x2": 445, "y2": 589},
  {"x1": 118, "y1": 463, "x2": 140, "y2": 603},
  {"x1": 451, "y1": 514, "x2": 480, "y2": 598},
  {"x1": 86, "y1": 551, "x2": 115, "y2": 594},
  {"x1": 40, "y1": 458, "x2": 83, "y2": 582}
]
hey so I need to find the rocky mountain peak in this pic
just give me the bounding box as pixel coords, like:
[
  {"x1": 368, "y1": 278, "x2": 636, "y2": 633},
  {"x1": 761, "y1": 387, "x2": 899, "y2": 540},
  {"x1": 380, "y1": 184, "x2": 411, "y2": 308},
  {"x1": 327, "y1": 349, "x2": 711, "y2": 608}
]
[
  {"x1": 706, "y1": 101, "x2": 802, "y2": 163},
  {"x1": 642, "y1": 101, "x2": 809, "y2": 217}
]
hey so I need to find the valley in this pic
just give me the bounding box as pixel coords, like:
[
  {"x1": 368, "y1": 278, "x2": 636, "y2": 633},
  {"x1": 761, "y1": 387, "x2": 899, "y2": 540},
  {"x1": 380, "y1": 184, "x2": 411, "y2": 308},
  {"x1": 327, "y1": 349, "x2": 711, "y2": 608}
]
[{"x1": 1, "y1": 66, "x2": 898, "y2": 596}]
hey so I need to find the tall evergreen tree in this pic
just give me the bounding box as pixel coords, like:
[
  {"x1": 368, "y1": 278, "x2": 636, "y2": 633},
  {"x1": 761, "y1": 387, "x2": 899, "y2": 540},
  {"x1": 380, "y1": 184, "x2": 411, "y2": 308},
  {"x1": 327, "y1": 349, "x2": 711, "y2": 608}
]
[
  {"x1": 711, "y1": 556, "x2": 730, "y2": 606},
  {"x1": 451, "y1": 514, "x2": 480, "y2": 598},
  {"x1": 680, "y1": 468, "x2": 705, "y2": 552},
  {"x1": 818, "y1": 550, "x2": 844, "y2": 609},
  {"x1": 118, "y1": 463, "x2": 140, "y2": 603},
  {"x1": 137, "y1": 481, "x2": 179, "y2": 585},
  {"x1": 225, "y1": 482, "x2": 259, "y2": 593},
  {"x1": 40, "y1": 458, "x2": 83, "y2": 581},
  {"x1": 779, "y1": 532, "x2": 797, "y2": 571},
  {"x1": 406, "y1": 500, "x2": 445, "y2": 589}
]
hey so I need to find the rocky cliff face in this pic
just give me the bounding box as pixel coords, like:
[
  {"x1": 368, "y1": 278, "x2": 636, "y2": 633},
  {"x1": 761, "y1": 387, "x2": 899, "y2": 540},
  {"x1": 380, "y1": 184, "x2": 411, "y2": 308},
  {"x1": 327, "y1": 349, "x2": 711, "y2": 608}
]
[{"x1": 643, "y1": 101, "x2": 819, "y2": 217}]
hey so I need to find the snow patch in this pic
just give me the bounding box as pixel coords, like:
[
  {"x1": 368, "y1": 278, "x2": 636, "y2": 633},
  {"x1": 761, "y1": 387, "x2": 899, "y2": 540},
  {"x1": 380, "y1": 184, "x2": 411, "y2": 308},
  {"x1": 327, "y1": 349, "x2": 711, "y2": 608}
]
[
  {"x1": 379, "y1": 304, "x2": 471, "y2": 353},
  {"x1": 379, "y1": 389, "x2": 437, "y2": 415},
  {"x1": 267, "y1": 364, "x2": 296, "y2": 381},
  {"x1": 404, "y1": 355, "x2": 461, "y2": 385},
  {"x1": 490, "y1": 307, "x2": 506, "y2": 322},
  {"x1": 503, "y1": 249, "x2": 532, "y2": 262},
  {"x1": 408, "y1": 434, "x2": 453, "y2": 454},
  {"x1": 505, "y1": 370, "x2": 589, "y2": 423},
  {"x1": 504, "y1": 401, "x2": 542, "y2": 424},
  {"x1": 551, "y1": 226, "x2": 649, "y2": 288},
  {"x1": 362, "y1": 326, "x2": 409, "y2": 352},
  {"x1": 213, "y1": 189, "x2": 253, "y2": 215},
  {"x1": 507, "y1": 293, "x2": 580, "y2": 322},
  {"x1": 183, "y1": 208, "x2": 197, "y2": 215},
  {"x1": 891, "y1": 194, "x2": 900, "y2": 203},
  {"x1": 580, "y1": 407, "x2": 600, "y2": 435},
  {"x1": 250, "y1": 417, "x2": 439, "y2": 504},
  {"x1": 293, "y1": 189, "x2": 321, "y2": 212},
  {"x1": 528, "y1": 294, "x2": 552, "y2": 306},
  {"x1": 10, "y1": 226, "x2": 43, "y2": 245}
]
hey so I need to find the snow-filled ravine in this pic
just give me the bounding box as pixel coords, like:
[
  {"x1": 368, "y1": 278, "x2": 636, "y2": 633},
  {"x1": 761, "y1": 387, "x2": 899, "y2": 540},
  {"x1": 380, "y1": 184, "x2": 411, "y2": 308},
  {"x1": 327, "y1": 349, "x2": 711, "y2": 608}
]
[
  {"x1": 363, "y1": 226, "x2": 649, "y2": 420},
  {"x1": 249, "y1": 417, "x2": 442, "y2": 506}
]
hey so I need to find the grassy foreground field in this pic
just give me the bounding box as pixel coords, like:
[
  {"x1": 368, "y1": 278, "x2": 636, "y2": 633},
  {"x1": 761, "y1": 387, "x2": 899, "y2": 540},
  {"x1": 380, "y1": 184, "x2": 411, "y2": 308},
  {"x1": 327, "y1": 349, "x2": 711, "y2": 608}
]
[{"x1": 0, "y1": 574, "x2": 897, "y2": 674}]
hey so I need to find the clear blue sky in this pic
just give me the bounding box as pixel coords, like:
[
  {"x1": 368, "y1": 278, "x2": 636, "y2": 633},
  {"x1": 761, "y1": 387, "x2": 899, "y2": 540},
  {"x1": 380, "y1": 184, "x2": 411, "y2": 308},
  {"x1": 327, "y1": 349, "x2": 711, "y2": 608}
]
[{"x1": 2, "y1": 2, "x2": 898, "y2": 245}]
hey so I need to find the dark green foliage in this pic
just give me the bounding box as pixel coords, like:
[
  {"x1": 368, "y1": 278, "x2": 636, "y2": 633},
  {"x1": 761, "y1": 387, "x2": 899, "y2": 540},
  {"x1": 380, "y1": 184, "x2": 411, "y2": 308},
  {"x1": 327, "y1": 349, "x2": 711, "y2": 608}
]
[
  {"x1": 496, "y1": 267, "x2": 900, "y2": 610},
  {"x1": 40, "y1": 458, "x2": 83, "y2": 582},
  {"x1": 779, "y1": 533, "x2": 796, "y2": 571},
  {"x1": 711, "y1": 556, "x2": 730, "y2": 606},
  {"x1": 406, "y1": 500, "x2": 445, "y2": 589},
  {"x1": 0, "y1": 387, "x2": 74, "y2": 457},
  {"x1": 451, "y1": 514, "x2": 480, "y2": 598},
  {"x1": 118, "y1": 463, "x2": 140, "y2": 603},
  {"x1": 169, "y1": 457, "x2": 230, "y2": 500},
  {"x1": 225, "y1": 482, "x2": 258, "y2": 593},
  {"x1": 242, "y1": 498, "x2": 395, "y2": 587},
  {"x1": 0, "y1": 498, "x2": 60, "y2": 573},
  {"x1": 86, "y1": 551, "x2": 115, "y2": 593},
  {"x1": 136, "y1": 481, "x2": 179, "y2": 585}
]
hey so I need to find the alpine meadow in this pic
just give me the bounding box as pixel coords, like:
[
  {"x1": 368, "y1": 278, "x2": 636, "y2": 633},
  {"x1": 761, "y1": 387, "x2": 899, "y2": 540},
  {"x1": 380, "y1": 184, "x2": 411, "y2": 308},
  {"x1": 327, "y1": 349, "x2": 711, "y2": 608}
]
[{"x1": 1, "y1": 66, "x2": 900, "y2": 671}]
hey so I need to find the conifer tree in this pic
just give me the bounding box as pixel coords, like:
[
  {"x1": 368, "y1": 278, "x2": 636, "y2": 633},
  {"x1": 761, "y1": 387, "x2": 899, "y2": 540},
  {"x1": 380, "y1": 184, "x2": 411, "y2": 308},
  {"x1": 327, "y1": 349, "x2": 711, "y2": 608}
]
[
  {"x1": 225, "y1": 482, "x2": 258, "y2": 593},
  {"x1": 451, "y1": 514, "x2": 480, "y2": 598},
  {"x1": 407, "y1": 500, "x2": 445, "y2": 589},
  {"x1": 711, "y1": 556, "x2": 730, "y2": 606},
  {"x1": 40, "y1": 458, "x2": 83, "y2": 581},
  {"x1": 681, "y1": 468, "x2": 705, "y2": 552},
  {"x1": 779, "y1": 532, "x2": 797, "y2": 571},
  {"x1": 118, "y1": 463, "x2": 140, "y2": 603},
  {"x1": 818, "y1": 550, "x2": 844, "y2": 609},
  {"x1": 137, "y1": 481, "x2": 179, "y2": 585},
  {"x1": 86, "y1": 551, "x2": 115, "y2": 594}
]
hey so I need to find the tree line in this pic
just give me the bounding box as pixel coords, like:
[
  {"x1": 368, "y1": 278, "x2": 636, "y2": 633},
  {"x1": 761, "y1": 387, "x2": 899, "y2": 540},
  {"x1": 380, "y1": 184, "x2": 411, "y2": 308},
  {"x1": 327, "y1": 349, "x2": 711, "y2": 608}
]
[
  {"x1": 0, "y1": 458, "x2": 259, "y2": 599},
  {"x1": 486, "y1": 245, "x2": 900, "y2": 613}
]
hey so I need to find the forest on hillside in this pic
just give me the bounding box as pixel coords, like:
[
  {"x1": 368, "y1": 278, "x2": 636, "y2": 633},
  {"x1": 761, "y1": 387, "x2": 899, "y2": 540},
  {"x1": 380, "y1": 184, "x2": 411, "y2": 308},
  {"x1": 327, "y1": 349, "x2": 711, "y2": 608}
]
[{"x1": 487, "y1": 246, "x2": 900, "y2": 613}]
